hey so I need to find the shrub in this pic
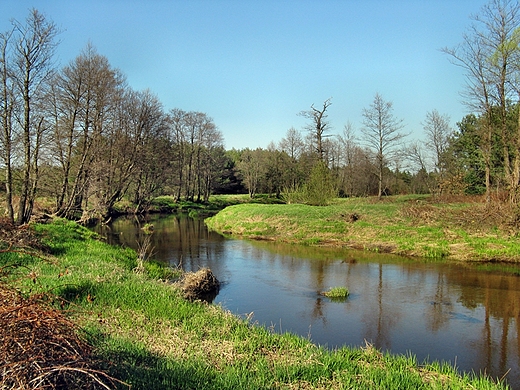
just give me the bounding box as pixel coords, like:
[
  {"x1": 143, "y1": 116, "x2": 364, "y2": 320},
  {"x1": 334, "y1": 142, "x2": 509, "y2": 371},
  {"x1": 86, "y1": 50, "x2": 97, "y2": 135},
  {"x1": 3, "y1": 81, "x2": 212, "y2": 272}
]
[{"x1": 282, "y1": 161, "x2": 338, "y2": 206}]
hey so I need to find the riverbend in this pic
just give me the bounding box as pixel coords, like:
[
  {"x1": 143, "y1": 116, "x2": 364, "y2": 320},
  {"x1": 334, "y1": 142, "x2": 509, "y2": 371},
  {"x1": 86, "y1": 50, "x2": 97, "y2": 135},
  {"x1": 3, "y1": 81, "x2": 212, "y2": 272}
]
[
  {"x1": 96, "y1": 213, "x2": 520, "y2": 388},
  {"x1": 0, "y1": 218, "x2": 510, "y2": 389}
]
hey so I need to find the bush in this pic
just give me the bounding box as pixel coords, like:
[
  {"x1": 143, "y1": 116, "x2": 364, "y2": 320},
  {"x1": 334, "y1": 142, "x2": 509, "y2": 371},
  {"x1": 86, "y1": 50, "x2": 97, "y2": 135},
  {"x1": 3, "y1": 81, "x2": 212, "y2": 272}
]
[{"x1": 282, "y1": 161, "x2": 338, "y2": 206}]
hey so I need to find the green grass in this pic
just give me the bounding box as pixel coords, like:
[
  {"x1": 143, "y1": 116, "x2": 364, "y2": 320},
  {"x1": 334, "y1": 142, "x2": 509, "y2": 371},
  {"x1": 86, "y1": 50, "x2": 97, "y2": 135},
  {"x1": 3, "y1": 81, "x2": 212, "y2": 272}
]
[
  {"x1": 322, "y1": 286, "x2": 350, "y2": 300},
  {"x1": 0, "y1": 219, "x2": 510, "y2": 389},
  {"x1": 205, "y1": 196, "x2": 520, "y2": 262}
]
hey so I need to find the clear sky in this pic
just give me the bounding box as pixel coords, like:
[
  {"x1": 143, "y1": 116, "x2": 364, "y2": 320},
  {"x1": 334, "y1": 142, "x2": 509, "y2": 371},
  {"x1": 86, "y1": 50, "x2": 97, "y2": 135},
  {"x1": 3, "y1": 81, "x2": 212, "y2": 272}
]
[{"x1": 1, "y1": 0, "x2": 489, "y2": 150}]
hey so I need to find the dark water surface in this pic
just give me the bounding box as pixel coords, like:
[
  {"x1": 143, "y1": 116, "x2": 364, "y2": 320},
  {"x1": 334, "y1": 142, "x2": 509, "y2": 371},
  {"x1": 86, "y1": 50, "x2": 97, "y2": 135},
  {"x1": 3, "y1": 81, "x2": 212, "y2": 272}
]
[{"x1": 94, "y1": 214, "x2": 520, "y2": 389}]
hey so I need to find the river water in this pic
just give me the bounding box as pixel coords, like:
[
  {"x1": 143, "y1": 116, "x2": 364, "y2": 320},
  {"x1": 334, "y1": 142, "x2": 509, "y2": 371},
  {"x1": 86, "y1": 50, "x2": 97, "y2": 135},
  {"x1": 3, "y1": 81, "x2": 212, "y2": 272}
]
[{"x1": 93, "y1": 213, "x2": 520, "y2": 389}]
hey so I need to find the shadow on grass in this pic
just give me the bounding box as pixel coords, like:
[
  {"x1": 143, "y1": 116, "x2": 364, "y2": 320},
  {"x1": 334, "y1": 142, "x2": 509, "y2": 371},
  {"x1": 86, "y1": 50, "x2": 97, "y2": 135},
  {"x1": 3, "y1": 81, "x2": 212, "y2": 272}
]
[
  {"x1": 102, "y1": 349, "x2": 214, "y2": 390},
  {"x1": 84, "y1": 327, "x2": 226, "y2": 390},
  {"x1": 83, "y1": 326, "x2": 272, "y2": 390},
  {"x1": 57, "y1": 281, "x2": 96, "y2": 304},
  {"x1": 0, "y1": 252, "x2": 39, "y2": 272},
  {"x1": 53, "y1": 284, "x2": 237, "y2": 389}
]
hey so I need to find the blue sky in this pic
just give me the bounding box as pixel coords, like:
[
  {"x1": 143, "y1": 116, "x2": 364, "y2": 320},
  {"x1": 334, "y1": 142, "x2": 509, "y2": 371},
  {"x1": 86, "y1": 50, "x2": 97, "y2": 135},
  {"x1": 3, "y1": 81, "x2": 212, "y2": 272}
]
[{"x1": 1, "y1": 0, "x2": 488, "y2": 150}]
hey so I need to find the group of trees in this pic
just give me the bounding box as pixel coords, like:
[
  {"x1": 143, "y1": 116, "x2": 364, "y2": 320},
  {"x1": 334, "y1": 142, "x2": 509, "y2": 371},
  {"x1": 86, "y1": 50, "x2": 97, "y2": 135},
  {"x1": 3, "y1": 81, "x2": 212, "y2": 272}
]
[
  {"x1": 228, "y1": 99, "x2": 441, "y2": 205},
  {"x1": 2, "y1": 1, "x2": 520, "y2": 225},
  {"x1": 232, "y1": 90, "x2": 459, "y2": 205},
  {"x1": 0, "y1": 10, "x2": 226, "y2": 224},
  {"x1": 233, "y1": 0, "x2": 520, "y2": 205},
  {"x1": 443, "y1": 0, "x2": 520, "y2": 203}
]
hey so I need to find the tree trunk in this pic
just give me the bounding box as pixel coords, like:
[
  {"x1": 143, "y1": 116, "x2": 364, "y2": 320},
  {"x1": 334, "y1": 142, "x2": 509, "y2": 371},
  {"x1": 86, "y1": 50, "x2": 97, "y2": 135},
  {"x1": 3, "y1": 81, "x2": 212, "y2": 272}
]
[
  {"x1": 509, "y1": 106, "x2": 520, "y2": 204},
  {"x1": 16, "y1": 76, "x2": 32, "y2": 225}
]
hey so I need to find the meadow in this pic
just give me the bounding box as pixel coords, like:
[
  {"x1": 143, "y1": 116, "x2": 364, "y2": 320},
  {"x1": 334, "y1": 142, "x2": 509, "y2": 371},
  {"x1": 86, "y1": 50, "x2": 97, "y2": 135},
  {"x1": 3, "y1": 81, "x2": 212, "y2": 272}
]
[{"x1": 205, "y1": 195, "x2": 520, "y2": 262}]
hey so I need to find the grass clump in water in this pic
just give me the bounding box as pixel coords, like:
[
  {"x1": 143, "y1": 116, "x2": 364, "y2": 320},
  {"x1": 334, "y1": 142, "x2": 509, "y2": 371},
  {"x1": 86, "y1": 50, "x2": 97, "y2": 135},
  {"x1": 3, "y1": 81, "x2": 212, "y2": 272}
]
[{"x1": 322, "y1": 286, "x2": 349, "y2": 299}]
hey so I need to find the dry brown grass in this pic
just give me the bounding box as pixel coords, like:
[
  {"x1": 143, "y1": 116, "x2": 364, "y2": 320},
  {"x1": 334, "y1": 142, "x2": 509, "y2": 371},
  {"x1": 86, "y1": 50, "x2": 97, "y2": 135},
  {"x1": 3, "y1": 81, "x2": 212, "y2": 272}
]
[
  {"x1": 177, "y1": 267, "x2": 220, "y2": 301},
  {"x1": 0, "y1": 217, "x2": 49, "y2": 253},
  {"x1": 0, "y1": 285, "x2": 122, "y2": 389},
  {"x1": 399, "y1": 199, "x2": 520, "y2": 233}
]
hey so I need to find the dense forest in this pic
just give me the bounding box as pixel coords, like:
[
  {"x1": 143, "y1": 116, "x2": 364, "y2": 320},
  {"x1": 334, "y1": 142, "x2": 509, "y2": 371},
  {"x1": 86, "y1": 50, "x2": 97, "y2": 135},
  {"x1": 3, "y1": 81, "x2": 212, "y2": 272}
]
[{"x1": 1, "y1": 1, "x2": 520, "y2": 224}]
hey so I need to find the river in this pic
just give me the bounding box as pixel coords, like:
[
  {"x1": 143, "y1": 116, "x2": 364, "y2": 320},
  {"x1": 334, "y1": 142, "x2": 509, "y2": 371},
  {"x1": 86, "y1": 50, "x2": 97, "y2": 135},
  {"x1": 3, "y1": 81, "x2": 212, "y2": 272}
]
[{"x1": 93, "y1": 213, "x2": 520, "y2": 389}]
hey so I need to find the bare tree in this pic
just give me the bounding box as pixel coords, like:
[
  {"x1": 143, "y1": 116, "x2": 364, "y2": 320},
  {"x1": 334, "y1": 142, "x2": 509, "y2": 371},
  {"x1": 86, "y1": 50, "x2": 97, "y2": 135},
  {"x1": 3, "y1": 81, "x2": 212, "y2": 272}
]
[
  {"x1": 131, "y1": 129, "x2": 171, "y2": 212},
  {"x1": 483, "y1": 0, "x2": 520, "y2": 197},
  {"x1": 166, "y1": 109, "x2": 223, "y2": 202},
  {"x1": 50, "y1": 44, "x2": 121, "y2": 219},
  {"x1": 168, "y1": 108, "x2": 189, "y2": 201},
  {"x1": 237, "y1": 148, "x2": 265, "y2": 198},
  {"x1": 299, "y1": 98, "x2": 332, "y2": 162},
  {"x1": 407, "y1": 141, "x2": 429, "y2": 173},
  {"x1": 279, "y1": 127, "x2": 304, "y2": 190},
  {"x1": 338, "y1": 122, "x2": 358, "y2": 197},
  {"x1": 0, "y1": 28, "x2": 16, "y2": 222},
  {"x1": 91, "y1": 88, "x2": 170, "y2": 219},
  {"x1": 423, "y1": 110, "x2": 453, "y2": 194},
  {"x1": 279, "y1": 127, "x2": 303, "y2": 160},
  {"x1": 9, "y1": 9, "x2": 60, "y2": 224},
  {"x1": 264, "y1": 142, "x2": 293, "y2": 198},
  {"x1": 193, "y1": 113, "x2": 223, "y2": 202},
  {"x1": 423, "y1": 110, "x2": 452, "y2": 171},
  {"x1": 361, "y1": 93, "x2": 406, "y2": 199}
]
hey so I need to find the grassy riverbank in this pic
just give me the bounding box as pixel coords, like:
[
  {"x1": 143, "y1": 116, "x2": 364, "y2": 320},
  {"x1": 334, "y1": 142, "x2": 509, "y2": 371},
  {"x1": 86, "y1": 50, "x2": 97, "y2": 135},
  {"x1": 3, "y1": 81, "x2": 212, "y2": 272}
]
[
  {"x1": 0, "y1": 218, "x2": 509, "y2": 389},
  {"x1": 205, "y1": 195, "x2": 520, "y2": 262}
]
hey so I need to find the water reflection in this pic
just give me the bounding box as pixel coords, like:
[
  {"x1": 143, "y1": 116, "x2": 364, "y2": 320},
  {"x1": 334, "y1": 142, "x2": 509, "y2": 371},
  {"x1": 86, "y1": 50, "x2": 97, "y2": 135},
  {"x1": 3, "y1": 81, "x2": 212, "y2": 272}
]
[
  {"x1": 96, "y1": 214, "x2": 227, "y2": 271},
  {"x1": 93, "y1": 214, "x2": 520, "y2": 388}
]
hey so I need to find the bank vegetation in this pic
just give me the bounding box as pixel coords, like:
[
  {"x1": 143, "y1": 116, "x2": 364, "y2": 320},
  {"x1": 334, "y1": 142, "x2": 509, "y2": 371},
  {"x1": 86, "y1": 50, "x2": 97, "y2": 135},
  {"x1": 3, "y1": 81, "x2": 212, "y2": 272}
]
[{"x1": 205, "y1": 195, "x2": 520, "y2": 262}]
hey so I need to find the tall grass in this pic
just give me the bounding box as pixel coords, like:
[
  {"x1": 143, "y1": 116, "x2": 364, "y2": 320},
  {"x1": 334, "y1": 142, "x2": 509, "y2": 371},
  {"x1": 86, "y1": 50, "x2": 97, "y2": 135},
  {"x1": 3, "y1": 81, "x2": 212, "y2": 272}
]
[{"x1": 0, "y1": 219, "x2": 510, "y2": 389}]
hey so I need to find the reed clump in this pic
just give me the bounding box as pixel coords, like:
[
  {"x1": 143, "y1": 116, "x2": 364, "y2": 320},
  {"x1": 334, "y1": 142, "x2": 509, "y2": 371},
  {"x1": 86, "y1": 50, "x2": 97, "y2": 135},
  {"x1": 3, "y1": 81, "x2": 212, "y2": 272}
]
[{"x1": 178, "y1": 267, "x2": 220, "y2": 301}]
